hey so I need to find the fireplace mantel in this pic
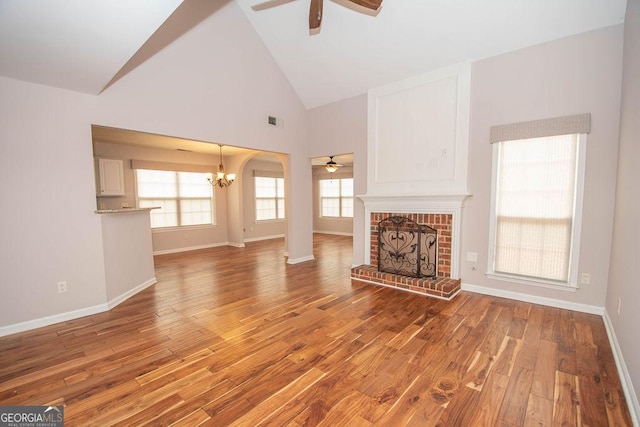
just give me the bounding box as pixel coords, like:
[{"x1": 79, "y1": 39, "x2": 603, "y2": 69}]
[
  {"x1": 358, "y1": 193, "x2": 470, "y2": 279},
  {"x1": 358, "y1": 194, "x2": 469, "y2": 212}
]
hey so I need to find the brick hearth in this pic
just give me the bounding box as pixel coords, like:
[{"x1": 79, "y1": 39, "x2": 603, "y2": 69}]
[{"x1": 351, "y1": 265, "x2": 461, "y2": 300}]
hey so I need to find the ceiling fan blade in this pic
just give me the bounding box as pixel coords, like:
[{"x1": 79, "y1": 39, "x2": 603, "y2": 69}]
[
  {"x1": 326, "y1": 156, "x2": 343, "y2": 166},
  {"x1": 346, "y1": 0, "x2": 382, "y2": 11},
  {"x1": 309, "y1": 0, "x2": 323, "y2": 29},
  {"x1": 251, "y1": 0, "x2": 297, "y2": 11}
]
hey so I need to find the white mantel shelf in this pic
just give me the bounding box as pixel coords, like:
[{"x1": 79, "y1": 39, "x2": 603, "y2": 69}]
[
  {"x1": 95, "y1": 207, "x2": 159, "y2": 214},
  {"x1": 357, "y1": 194, "x2": 471, "y2": 211}
]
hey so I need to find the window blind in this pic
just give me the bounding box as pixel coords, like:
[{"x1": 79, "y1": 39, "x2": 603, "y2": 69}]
[{"x1": 493, "y1": 134, "x2": 579, "y2": 282}]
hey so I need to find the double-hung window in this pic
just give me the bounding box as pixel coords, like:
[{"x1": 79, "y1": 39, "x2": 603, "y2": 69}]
[
  {"x1": 319, "y1": 178, "x2": 353, "y2": 218},
  {"x1": 488, "y1": 114, "x2": 590, "y2": 288},
  {"x1": 136, "y1": 169, "x2": 214, "y2": 229},
  {"x1": 255, "y1": 175, "x2": 285, "y2": 221}
]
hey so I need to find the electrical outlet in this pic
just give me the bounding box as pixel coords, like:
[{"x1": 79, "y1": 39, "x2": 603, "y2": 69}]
[
  {"x1": 580, "y1": 273, "x2": 591, "y2": 285},
  {"x1": 57, "y1": 281, "x2": 67, "y2": 294}
]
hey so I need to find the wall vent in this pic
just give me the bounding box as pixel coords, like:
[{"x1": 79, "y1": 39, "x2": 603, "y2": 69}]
[{"x1": 268, "y1": 116, "x2": 283, "y2": 128}]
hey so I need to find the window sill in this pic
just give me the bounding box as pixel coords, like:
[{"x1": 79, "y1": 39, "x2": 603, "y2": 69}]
[{"x1": 485, "y1": 272, "x2": 578, "y2": 292}]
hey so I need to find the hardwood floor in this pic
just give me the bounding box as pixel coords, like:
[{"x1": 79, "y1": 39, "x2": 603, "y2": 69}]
[{"x1": 0, "y1": 234, "x2": 632, "y2": 426}]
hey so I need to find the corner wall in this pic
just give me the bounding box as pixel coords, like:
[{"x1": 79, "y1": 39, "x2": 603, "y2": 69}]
[
  {"x1": 308, "y1": 94, "x2": 367, "y2": 264},
  {"x1": 606, "y1": 0, "x2": 640, "y2": 417}
]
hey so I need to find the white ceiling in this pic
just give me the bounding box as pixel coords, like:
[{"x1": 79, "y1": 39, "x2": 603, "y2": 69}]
[
  {"x1": 0, "y1": 0, "x2": 184, "y2": 94},
  {"x1": 0, "y1": 0, "x2": 626, "y2": 107},
  {"x1": 235, "y1": 0, "x2": 627, "y2": 108}
]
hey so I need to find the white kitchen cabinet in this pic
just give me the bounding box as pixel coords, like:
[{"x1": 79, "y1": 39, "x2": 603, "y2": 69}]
[{"x1": 98, "y1": 158, "x2": 125, "y2": 196}]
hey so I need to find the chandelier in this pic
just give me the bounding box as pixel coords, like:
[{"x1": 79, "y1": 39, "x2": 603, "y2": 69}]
[{"x1": 208, "y1": 144, "x2": 236, "y2": 188}]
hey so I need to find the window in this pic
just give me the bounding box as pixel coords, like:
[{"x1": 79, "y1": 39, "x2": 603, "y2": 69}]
[
  {"x1": 319, "y1": 178, "x2": 353, "y2": 218},
  {"x1": 255, "y1": 176, "x2": 285, "y2": 221},
  {"x1": 136, "y1": 169, "x2": 214, "y2": 228},
  {"x1": 488, "y1": 114, "x2": 589, "y2": 288}
]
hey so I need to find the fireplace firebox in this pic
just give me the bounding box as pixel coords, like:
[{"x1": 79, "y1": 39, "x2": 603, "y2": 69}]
[{"x1": 378, "y1": 216, "x2": 437, "y2": 278}]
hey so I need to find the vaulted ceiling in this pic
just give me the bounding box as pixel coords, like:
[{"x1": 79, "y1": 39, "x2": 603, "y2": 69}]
[{"x1": 0, "y1": 0, "x2": 627, "y2": 109}]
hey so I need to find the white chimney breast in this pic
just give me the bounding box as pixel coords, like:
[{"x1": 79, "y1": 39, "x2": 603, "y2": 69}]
[{"x1": 366, "y1": 62, "x2": 471, "y2": 197}]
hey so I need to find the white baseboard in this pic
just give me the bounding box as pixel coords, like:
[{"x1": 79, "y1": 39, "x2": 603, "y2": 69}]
[
  {"x1": 462, "y1": 282, "x2": 604, "y2": 315},
  {"x1": 243, "y1": 234, "x2": 285, "y2": 243},
  {"x1": 0, "y1": 277, "x2": 157, "y2": 338},
  {"x1": 106, "y1": 277, "x2": 157, "y2": 310},
  {"x1": 287, "y1": 255, "x2": 315, "y2": 264},
  {"x1": 313, "y1": 230, "x2": 353, "y2": 236},
  {"x1": 153, "y1": 242, "x2": 228, "y2": 255},
  {"x1": 227, "y1": 242, "x2": 246, "y2": 248},
  {"x1": 602, "y1": 310, "x2": 640, "y2": 426},
  {"x1": 0, "y1": 303, "x2": 109, "y2": 338}
]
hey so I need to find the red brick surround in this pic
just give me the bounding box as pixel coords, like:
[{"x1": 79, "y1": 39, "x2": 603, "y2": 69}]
[{"x1": 370, "y1": 212, "x2": 453, "y2": 278}]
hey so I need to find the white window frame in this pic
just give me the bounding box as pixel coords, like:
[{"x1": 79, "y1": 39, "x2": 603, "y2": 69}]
[
  {"x1": 319, "y1": 178, "x2": 354, "y2": 219},
  {"x1": 135, "y1": 169, "x2": 215, "y2": 230},
  {"x1": 486, "y1": 134, "x2": 586, "y2": 291},
  {"x1": 254, "y1": 176, "x2": 285, "y2": 222}
]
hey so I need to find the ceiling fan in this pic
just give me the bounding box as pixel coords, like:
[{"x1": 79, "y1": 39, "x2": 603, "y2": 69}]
[
  {"x1": 251, "y1": 0, "x2": 383, "y2": 31},
  {"x1": 325, "y1": 156, "x2": 342, "y2": 173}
]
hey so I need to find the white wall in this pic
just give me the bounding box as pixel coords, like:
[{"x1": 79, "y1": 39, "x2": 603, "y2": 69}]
[
  {"x1": 607, "y1": 0, "x2": 640, "y2": 413},
  {"x1": 241, "y1": 157, "x2": 286, "y2": 242},
  {"x1": 0, "y1": 0, "x2": 311, "y2": 329},
  {"x1": 462, "y1": 25, "x2": 624, "y2": 309},
  {"x1": 308, "y1": 94, "x2": 367, "y2": 264},
  {"x1": 101, "y1": 211, "x2": 155, "y2": 301},
  {"x1": 312, "y1": 166, "x2": 354, "y2": 235},
  {"x1": 0, "y1": 78, "x2": 107, "y2": 328}
]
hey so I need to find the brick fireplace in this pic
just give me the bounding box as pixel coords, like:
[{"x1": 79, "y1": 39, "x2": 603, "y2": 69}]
[{"x1": 351, "y1": 196, "x2": 467, "y2": 300}]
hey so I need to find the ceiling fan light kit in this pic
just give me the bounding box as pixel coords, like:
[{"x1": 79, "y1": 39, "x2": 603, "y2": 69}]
[
  {"x1": 325, "y1": 156, "x2": 341, "y2": 173},
  {"x1": 252, "y1": 0, "x2": 382, "y2": 32}
]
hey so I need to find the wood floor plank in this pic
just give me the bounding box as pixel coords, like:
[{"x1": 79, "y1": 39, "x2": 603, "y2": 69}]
[
  {"x1": 228, "y1": 367, "x2": 327, "y2": 426},
  {"x1": 523, "y1": 393, "x2": 553, "y2": 427},
  {"x1": 498, "y1": 365, "x2": 534, "y2": 425},
  {"x1": 0, "y1": 235, "x2": 632, "y2": 426},
  {"x1": 531, "y1": 339, "x2": 558, "y2": 400},
  {"x1": 553, "y1": 370, "x2": 580, "y2": 426},
  {"x1": 467, "y1": 371, "x2": 510, "y2": 426}
]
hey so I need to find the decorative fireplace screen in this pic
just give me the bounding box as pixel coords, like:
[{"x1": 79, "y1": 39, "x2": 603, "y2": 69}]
[{"x1": 378, "y1": 216, "x2": 437, "y2": 278}]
